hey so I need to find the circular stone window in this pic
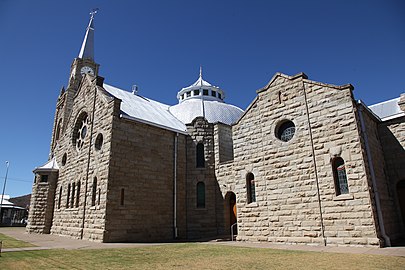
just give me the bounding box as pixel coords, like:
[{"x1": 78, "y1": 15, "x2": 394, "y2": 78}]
[
  {"x1": 73, "y1": 112, "x2": 89, "y2": 151},
  {"x1": 61, "y1": 153, "x2": 67, "y2": 166},
  {"x1": 94, "y1": 133, "x2": 103, "y2": 151},
  {"x1": 276, "y1": 120, "x2": 295, "y2": 142}
]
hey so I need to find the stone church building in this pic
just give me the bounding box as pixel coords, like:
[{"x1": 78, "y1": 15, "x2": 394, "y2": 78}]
[{"x1": 28, "y1": 14, "x2": 405, "y2": 247}]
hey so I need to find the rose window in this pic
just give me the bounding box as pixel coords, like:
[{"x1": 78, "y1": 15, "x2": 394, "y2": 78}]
[{"x1": 73, "y1": 112, "x2": 89, "y2": 151}]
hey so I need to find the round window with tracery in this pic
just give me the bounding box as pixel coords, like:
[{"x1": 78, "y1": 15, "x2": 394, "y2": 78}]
[
  {"x1": 276, "y1": 120, "x2": 295, "y2": 142},
  {"x1": 73, "y1": 112, "x2": 89, "y2": 151}
]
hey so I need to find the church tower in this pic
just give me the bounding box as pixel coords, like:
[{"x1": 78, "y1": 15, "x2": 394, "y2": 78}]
[{"x1": 50, "y1": 10, "x2": 100, "y2": 151}]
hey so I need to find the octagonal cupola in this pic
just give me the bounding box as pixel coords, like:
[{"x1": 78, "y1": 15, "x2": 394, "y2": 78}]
[{"x1": 176, "y1": 67, "x2": 225, "y2": 103}]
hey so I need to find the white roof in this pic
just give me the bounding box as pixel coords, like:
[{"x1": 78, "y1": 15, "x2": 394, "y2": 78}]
[
  {"x1": 368, "y1": 97, "x2": 405, "y2": 121},
  {"x1": 103, "y1": 84, "x2": 187, "y2": 133},
  {"x1": 0, "y1": 195, "x2": 25, "y2": 209},
  {"x1": 33, "y1": 158, "x2": 59, "y2": 173},
  {"x1": 169, "y1": 98, "x2": 243, "y2": 125}
]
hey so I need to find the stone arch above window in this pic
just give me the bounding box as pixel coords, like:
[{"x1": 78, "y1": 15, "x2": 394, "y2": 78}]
[
  {"x1": 73, "y1": 111, "x2": 89, "y2": 151},
  {"x1": 196, "y1": 182, "x2": 206, "y2": 208},
  {"x1": 332, "y1": 157, "x2": 349, "y2": 195},
  {"x1": 196, "y1": 142, "x2": 205, "y2": 168},
  {"x1": 246, "y1": 172, "x2": 256, "y2": 204}
]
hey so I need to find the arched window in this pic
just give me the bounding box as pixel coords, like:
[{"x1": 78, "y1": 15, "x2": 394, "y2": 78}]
[
  {"x1": 76, "y1": 181, "x2": 81, "y2": 207},
  {"x1": 91, "y1": 177, "x2": 97, "y2": 206},
  {"x1": 58, "y1": 186, "x2": 62, "y2": 209},
  {"x1": 71, "y1": 182, "x2": 76, "y2": 208},
  {"x1": 55, "y1": 120, "x2": 62, "y2": 141},
  {"x1": 66, "y1": 184, "x2": 71, "y2": 208},
  {"x1": 196, "y1": 182, "x2": 205, "y2": 208},
  {"x1": 196, "y1": 143, "x2": 205, "y2": 168},
  {"x1": 246, "y1": 173, "x2": 256, "y2": 203},
  {"x1": 332, "y1": 157, "x2": 349, "y2": 195}
]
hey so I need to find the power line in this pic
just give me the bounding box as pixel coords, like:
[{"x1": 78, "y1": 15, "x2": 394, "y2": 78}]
[{"x1": 0, "y1": 176, "x2": 33, "y2": 183}]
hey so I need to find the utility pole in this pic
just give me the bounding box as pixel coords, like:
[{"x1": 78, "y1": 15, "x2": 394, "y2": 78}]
[{"x1": 0, "y1": 161, "x2": 10, "y2": 224}]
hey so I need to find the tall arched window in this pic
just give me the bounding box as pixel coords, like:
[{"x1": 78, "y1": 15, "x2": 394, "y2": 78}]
[
  {"x1": 196, "y1": 143, "x2": 205, "y2": 168},
  {"x1": 91, "y1": 177, "x2": 97, "y2": 206},
  {"x1": 332, "y1": 157, "x2": 349, "y2": 195},
  {"x1": 58, "y1": 186, "x2": 62, "y2": 209},
  {"x1": 71, "y1": 182, "x2": 76, "y2": 208},
  {"x1": 246, "y1": 173, "x2": 256, "y2": 203},
  {"x1": 196, "y1": 182, "x2": 205, "y2": 208},
  {"x1": 66, "y1": 184, "x2": 71, "y2": 208},
  {"x1": 76, "y1": 181, "x2": 81, "y2": 207}
]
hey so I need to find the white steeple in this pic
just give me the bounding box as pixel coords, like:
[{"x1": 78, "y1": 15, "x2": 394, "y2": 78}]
[{"x1": 78, "y1": 9, "x2": 98, "y2": 60}]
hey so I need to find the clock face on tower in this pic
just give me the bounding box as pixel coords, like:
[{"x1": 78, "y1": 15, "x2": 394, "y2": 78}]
[{"x1": 80, "y1": 66, "x2": 95, "y2": 76}]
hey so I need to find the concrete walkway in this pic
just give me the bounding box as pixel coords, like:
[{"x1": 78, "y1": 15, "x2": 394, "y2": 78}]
[{"x1": 1, "y1": 227, "x2": 405, "y2": 257}]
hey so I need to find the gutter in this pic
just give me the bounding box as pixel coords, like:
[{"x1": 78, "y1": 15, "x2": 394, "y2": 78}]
[
  {"x1": 173, "y1": 133, "x2": 179, "y2": 239},
  {"x1": 357, "y1": 101, "x2": 391, "y2": 247}
]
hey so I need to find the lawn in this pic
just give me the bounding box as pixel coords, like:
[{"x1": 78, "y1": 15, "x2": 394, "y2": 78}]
[
  {"x1": 0, "y1": 232, "x2": 35, "y2": 249},
  {"x1": 1, "y1": 243, "x2": 404, "y2": 270}
]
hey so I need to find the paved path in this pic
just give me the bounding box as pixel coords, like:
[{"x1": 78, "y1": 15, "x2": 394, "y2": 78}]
[{"x1": 1, "y1": 227, "x2": 405, "y2": 257}]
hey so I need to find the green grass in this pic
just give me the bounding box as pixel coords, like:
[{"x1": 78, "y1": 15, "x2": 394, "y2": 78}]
[
  {"x1": 0, "y1": 233, "x2": 35, "y2": 249},
  {"x1": 0, "y1": 243, "x2": 404, "y2": 270}
]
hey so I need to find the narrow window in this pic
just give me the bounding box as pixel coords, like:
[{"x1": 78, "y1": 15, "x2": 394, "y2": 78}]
[
  {"x1": 98, "y1": 188, "x2": 101, "y2": 205},
  {"x1": 66, "y1": 184, "x2": 71, "y2": 208},
  {"x1": 196, "y1": 143, "x2": 205, "y2": 168},
  {"x1": 55, "y1": 121, "x2": 61, "y2": 141},
  {"x1": 332, "y1": 157, "x2": 349, "y2": 195},
  {"x1": 211, "y1": 91, "x2": 216, "y2": 97},
  {"x1": 194, "y1": 89, "x2": 200, "y2": 96},
  {"x1": 71, "y1": 182, "x2": 75, "y2": 208},
  {"x1": 246, "y1": 173, "x2": 256, "y2": 203},
  {"x1": 203, "y1": 89, "x2": 209, "y2": 95},
  {"x1": 94, "y1": 134, "x2": 103, "y2": 151},
  {"x1": 92, "y1": 177, "x2": 97, "y2": 206},
  {"x1": 181, "y1": 94, "x2": 184, "y2": 100},
  {"x1": 218, "y1": 93, "x2": 222, "y2": 99},
  {"x1": 278, "y1": 91, "x2": 282, "y2": 104},
  {"x1": 76, "y1": 181, "x2": 81, "y2": 207},
  {"x1": 58, "y1": 186, "x2": 62, "y2": 209},
  {"x1": 196, "y1": 182, "x2": 205, "y2": 208},
  {"x1": 186, "y1": 91, "x2": 191, "y2": 97},
  {"x1": 120, "y1": 188, "x2": 125, "y2": 206}
]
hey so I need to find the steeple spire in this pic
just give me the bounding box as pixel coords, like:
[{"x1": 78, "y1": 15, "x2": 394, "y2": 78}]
[
  {"x1": 199, "y1": 66, "x2": 203, "y2": 79},
  {"x1": 78, "y1": 9, "x2": 98, "y2": 60}
]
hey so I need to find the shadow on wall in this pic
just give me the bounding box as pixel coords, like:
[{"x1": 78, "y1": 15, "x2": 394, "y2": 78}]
[{"x1": 378, "y1": 118, "x2": 405, "y2": 246}]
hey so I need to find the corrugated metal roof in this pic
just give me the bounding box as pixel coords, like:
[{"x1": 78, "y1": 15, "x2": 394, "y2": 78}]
[
  {"x1": 368, "y1": 97, "x2": 405, "y2": 121},
  {"x1": 103, "y1": 84, "x2": 187, "y2": 133},
  {"x1": 169, "y1": 98, "x2": 243, "y2": 125},
  {"x1": 33, "y1": 158, "x2": 59, "y2": 173}
]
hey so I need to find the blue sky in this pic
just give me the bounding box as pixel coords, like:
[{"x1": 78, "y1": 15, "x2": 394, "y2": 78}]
[{"x1": 0, "y1": 0, "x2": 404, "y2": 197}]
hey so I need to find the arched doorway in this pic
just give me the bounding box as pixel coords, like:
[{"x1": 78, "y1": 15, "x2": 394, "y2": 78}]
[
  {"x1": 397, "y1": 180, "x2": 405, "y2": 227},
  {"x1": 225, "y1": 192, "x2": 237, "y2": 237}
]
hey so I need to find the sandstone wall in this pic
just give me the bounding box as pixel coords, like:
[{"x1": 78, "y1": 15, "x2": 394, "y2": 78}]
[
  {"x1": 218, "y1": 73, "x2": 380, "y2": 246},
  {"x1": 185, "y1": 117, "x2": 222, "y2": 239},
  {"x1": 104, "y1": 118, "x2": 187, "y2": 242},
  {"x1": 27, "y1": 172, "x2": 58, "y2": 233},
  {"x1": 48, "y1": 76, "x2": 115, "y2": 241}
]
